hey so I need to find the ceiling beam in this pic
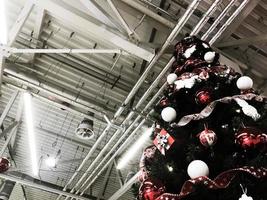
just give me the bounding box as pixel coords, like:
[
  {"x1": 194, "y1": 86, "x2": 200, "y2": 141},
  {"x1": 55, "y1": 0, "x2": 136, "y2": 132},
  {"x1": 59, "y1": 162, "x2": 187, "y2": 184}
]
[
  {"x1": 31, "y1": 0, "x2": 154, "y2": 62},
  {"x1": 107, "y1": 172, "x2": 139, "y2": 200},
  {"x1": 214, "y1": 0, "x2": 261, "y2": 43},
  {"x1": 0, "y1": 0, "x2": 34, "y2": 92},
  {"x1": 8, "y1": 0, "x2": 34, "y2": 46},
  {"x1": 79, "y1": 0, "x2": 120, "y2": 29},
  {"x1": 0, "y1": 173, "x2": 96, "y2": 200},
  {"x1": 216, "y1": 34, "x2": 267, "y2": 48},
  {"x1": 29, "y1": 7, "x2": 45, "y2": 62},
  {"x1": 96, "y1": 162, "x2": 114, "y2": 200}
]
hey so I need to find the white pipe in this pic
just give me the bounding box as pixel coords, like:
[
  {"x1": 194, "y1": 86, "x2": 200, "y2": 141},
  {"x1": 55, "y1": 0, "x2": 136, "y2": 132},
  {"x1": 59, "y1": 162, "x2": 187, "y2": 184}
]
[
  {"x1": 4, "y1": 47, "x2": 125, "y2": 55},
  {"x1": 201, "y1": 0, "x2": 237, "y2": 40},
  {"x1": 68, "y1": 60, "x2": 171, "y2": 195},
  {"x1": 190, "y1": 0, "x2": 222, "y2": 36},
  {"x1": 114, "y1": 0, "x2": 201, "y2": 120},
  {"x1": 59, "y1": 1, "x2": 201, "y2": 198},
  {"x1": 209, "y1": 0, "x2": 250, "y2": 45}
]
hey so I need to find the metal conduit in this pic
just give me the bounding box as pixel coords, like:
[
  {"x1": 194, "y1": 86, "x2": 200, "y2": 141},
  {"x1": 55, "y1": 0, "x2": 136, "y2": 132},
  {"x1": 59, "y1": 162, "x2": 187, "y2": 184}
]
[
  {"x1": 190, "y1": 0, "x2": 222, "y2": 36},
  {"x1": 74, "y1": 0, "x2": 234, "y2": 197},
  {"x1": 201, "y1": 0, "x2": 237, "y2": 40},
  {"x1": 76, "y1": 83, "x2": 166, "y2": 196},
  {"x1": 58, "y1": 0, "x2": 201, "y2": 198},
  {"x1": 64, "y1": 57, "x2": 172, "y2": 199},
  {"x1": 209, "y1": 0, "x2": 249, "y2": 45}
]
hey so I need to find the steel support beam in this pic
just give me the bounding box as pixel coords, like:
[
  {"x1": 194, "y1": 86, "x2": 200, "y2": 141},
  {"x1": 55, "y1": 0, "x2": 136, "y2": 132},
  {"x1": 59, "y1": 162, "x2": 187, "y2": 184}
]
[
  {"x1": 107, "y1": 172, "x2": 139, "y2": 200},
  {"x1": 7, "y1": 1, "x2": 34, "y2": 46},
  {"x1": 0, "y1": 173, "x2": 93, "y2": 200},
  {"x1": 0, "y1": 91, "x2": 19, "y2": 128},
  {"x1": 79, "y1": 0, "x2": 119, "y2": 29},
  {"x1": 216, "y1": 34, "x2": 267, "y2": 48},
  {"x1": 214, "y1": 0, "x2": 261, "y2": 43},
  {"x1": 31, "y1": 0, "x2": 154, "y2": 62},
  {"x1": 96, "y1": 162, "x2": 114, "y2": 200},
  {"x1": 119, "y1": 0, "x2": 175, "y2": 29},
  {"x1": 29, "y1": 7, "x2": 45, "y2": 62}
]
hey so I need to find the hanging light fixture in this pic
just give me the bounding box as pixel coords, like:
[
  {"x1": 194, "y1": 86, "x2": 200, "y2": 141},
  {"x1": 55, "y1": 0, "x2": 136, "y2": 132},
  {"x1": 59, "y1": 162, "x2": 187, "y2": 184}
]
[{"x1": 75, "y1": 118, "x2": 94, "y2": 140}]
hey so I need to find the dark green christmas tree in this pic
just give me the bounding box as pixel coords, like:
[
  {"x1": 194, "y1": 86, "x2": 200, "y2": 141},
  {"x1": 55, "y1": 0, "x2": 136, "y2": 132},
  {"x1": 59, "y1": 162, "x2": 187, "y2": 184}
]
[{"x1": 138, "y1": 36, "x2": 267, "y2": 200}]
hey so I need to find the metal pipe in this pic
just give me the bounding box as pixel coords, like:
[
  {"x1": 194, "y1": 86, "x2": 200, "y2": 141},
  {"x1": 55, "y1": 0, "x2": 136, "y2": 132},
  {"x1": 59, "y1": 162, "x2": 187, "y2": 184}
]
[
  {"x1": 209, "y1": 0, "x2": 250, "y2": 45},
  {"x1": 59, "y1": 1, "x2": 201, "y2": 198},
  {"x1": 201, "y1": 0, "x2": 237, "y2": 41},
  {"x1": 78, "y1": 83, "x2": 165, "y2": 195},
  {"x1": 119, "y1": 0, "x2": 175, "y2": 29},
  {"x1": 190, "y1": 0, "x2": 222, "y2": 36},
  {"x1": 68, "y1": 60, "x2": 170, "y2": 196},
  {"x1": 4, "y1": 47, "x2": 126, "y2": 55},
  {"x1": 107, "y1": 0, "x2": 134, "y2": 37},
  {"x1": 114, "y1": 0, "x2": 201, "y2": 120},
  {"x1": 0, "y1": 173, "x2": 89, "y2": 200}
]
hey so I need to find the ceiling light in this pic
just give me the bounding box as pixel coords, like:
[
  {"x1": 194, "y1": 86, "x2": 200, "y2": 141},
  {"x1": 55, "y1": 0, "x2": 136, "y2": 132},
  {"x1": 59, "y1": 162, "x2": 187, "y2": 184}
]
[
  {"x1": 117, "y1": 127, "x2": 153, "y2": 169},
  {"x1": 75, "y1": 118, "x2": 94, "y2": 140},
  {"x1": 45, "y1": 156, "x2": 57, "y2": 168},
  {"x1": 0, "y1": 0, "x2": 7, "y2": 44},
  {"x1": 23, "y1": 92, "x2": 38, "y2": 176}
]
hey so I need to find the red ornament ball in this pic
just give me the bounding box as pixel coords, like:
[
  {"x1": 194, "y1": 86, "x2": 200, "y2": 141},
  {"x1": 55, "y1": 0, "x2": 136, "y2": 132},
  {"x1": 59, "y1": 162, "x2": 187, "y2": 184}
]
[
  {"x1": 235, "y1": 127, "x2": 267, "y2": 150},
  {"x1": 140, "y1": 179, "x2": 165, "y2": 200},
  {"x1": 160, "y1": 98, "x2": 169, "y2": 107},
  {"x1": 195, "y1": 90, "x2": 212, "y2": 105},
  {"x1": 199, "y1": 128, "x2": 217, "y2": 147},
  {"x1": 0, "y1": 157, "x2": 10, "y2": 173}
]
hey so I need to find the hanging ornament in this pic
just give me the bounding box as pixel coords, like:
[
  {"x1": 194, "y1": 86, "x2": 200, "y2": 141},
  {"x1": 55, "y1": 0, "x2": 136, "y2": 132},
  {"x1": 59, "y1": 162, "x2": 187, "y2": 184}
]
[
  {"x1": 167, "y1": 73, "x2": 178, "y2": 84},
  {"x1": 198, "y1": 126, "x2": 217, "y2": 147},
  {"x1": 195, "y1": 89, "x2": 212, "y2": 105},
  {"x1": 161, "y1": 107, "x2": 177, "y2": 122},
  {"x1": 139, "y1": 179, "x2": 166, "y2": 200},
  {"x1": 236, "y1": 76, "x2": 253, "y2": 90},
  {"x1": 239, "y1": 184, "x2": 253, "y2": 200},
  {"x1": 204, "y1": 51, "x2": 216, "y2": 63},
  {"x1": 153, "y1": 129, "x2": 175, "y2": 155},
  {"x1": 187, "y1": 160, "x2": 209, "y2": 179},
  {"x1": 159, "y1": 97, "x2": 169, "y2": 107},
  {"x1": 0, "y1": 157, "x2": 10, "y2": 173},
  {"x1": 235, "y1": 127, "x2": 267, "y2": 150}
]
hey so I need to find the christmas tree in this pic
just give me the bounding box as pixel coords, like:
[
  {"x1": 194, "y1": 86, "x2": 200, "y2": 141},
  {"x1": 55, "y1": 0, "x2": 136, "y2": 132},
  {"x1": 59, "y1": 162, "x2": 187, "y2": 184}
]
[{"x1": 138, "y1": 36, "x2": 267, "y2": 200}]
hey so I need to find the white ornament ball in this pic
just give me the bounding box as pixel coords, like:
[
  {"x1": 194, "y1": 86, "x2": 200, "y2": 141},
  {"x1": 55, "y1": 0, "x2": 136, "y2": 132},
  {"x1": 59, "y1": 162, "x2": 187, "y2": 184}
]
[
  {"x1": 236, "y1": 76, "x2": 253, "y2": 90},
  {"x1": 187, "y1": 160, "x2": 209, "y2": 179},
  {"x1": 167, "y1": 73, "x2": 178, "y2": 84},
  {"x1": 161, "y1": 107, "x2": 177, "y2": 122},
  {"x1": 204, "y1": 51, "x2": 216, "y2": 63}
]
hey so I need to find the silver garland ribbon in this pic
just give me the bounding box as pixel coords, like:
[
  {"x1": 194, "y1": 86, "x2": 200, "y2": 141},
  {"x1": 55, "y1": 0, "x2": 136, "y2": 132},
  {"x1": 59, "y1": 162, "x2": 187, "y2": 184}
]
[{"x1": 171, "y1": 93, "x2": 267, "y2": 127}]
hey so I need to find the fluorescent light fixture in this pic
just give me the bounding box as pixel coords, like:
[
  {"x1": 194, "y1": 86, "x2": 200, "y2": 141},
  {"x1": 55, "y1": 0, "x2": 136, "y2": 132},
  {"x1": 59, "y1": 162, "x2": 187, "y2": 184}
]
[
  {"x1": 0, "y1": 0, "x2": 7, "y2": 44},
  {"x1": 45, "y1": 156, "x2": 57, "y2": 168},
  {"x1": 117, "y1": 127, "x2": 153, "y2": 169},
  {"x1": 23, "y1": 92, "x2": 38, "y2": 176}
]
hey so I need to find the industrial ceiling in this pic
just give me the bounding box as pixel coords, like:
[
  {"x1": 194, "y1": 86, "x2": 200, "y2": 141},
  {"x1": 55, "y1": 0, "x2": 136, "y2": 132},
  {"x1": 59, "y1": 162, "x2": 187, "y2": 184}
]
[{"x1": 0, "y1": 0, "x2": 266, "y2": 199}]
